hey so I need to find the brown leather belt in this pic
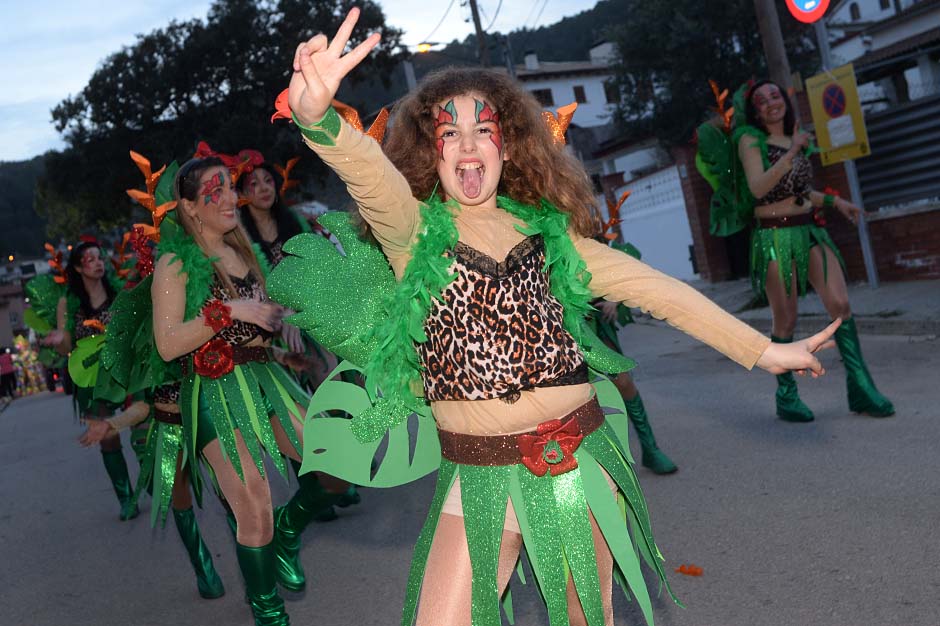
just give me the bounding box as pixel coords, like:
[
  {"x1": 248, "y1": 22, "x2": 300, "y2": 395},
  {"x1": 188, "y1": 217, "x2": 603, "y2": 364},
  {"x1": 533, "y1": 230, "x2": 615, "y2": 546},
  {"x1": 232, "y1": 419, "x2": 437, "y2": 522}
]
[
  {"x1": 437, "y1": 398, "x2": 605, "y2": 476},
  {"x1": 181, "y1": 345, "x2": 272, "y2": 376},
  {"x1": 153, "y1": 408, "x2": 182, "y2": 425},
  {"x1": 756, "y1": 211, "x2": 814, "y2": 229}
]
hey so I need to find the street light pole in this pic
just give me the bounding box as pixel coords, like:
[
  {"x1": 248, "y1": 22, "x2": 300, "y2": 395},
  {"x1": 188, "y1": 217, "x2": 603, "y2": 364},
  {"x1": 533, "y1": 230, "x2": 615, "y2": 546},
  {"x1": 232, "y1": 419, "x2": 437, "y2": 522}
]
[{"x1": 468, "y1": 0, "x2": 491, "y2": 67}]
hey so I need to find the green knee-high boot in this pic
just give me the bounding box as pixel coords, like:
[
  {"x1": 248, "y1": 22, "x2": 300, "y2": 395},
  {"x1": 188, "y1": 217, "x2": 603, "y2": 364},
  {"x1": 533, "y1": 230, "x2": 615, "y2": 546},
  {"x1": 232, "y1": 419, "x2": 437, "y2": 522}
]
[
  {"x1": 100, "y1": 449, "x2": 139, "y2": 520},
  {"x1": 172, "y1": 507, "x2": 226, "y2": 599},
  {"x1": 236, "y1": 541, "x2": 290, "y2": 626},
  {"x1": 834, "y1": 317, "x2": 894, "y2": 417},
  {"x1": 623, "y1": 393, "x2": 677, "y2": 474},
  {"x1": 772, "y1": 335, "x2": 815, "y2": 422},
  {"x1": 274, "y1": 462, "x2": 334, "y2": 591},
  {"x1": 289, "y1": 458, "x2": 337, "y2": 523}
]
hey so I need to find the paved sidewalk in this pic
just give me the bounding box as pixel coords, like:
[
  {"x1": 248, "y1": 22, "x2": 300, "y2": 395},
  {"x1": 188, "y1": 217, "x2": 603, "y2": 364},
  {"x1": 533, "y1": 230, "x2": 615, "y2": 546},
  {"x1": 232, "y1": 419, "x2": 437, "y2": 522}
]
[{"x1": 688, "y1": 277, "x2": 940, "y2": 336}]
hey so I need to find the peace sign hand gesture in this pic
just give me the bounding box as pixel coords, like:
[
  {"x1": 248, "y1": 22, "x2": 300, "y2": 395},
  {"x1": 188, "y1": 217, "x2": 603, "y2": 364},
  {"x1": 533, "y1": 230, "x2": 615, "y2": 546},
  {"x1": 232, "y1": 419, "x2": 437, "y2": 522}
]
[{"x1": 289, "y1": 8, "x2": 381, "y2": 127}]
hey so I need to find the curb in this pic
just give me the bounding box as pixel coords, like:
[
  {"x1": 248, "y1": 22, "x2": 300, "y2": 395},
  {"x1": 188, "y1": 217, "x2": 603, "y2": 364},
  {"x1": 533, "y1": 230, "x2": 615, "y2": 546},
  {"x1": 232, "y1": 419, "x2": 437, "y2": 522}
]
[{"x1": 735, "y1": 315, "x2": 940, "y2": 337}]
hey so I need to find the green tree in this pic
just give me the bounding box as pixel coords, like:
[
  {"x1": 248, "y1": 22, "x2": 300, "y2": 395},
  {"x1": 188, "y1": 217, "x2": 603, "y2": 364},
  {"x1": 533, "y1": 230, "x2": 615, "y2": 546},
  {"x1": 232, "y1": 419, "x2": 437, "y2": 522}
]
[
  {"x1": 606, "y1": 0, "x2": 818, "y2": 146},
  {"x1": 38, "y1": 0, "x2": 406, "y2": 238}
]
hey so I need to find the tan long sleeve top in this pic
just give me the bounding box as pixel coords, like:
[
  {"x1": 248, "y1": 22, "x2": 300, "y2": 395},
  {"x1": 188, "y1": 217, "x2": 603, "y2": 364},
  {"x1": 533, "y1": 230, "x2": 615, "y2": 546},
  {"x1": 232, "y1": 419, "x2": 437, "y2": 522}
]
[{"x1": 303, "y1": 120, "x2": 770, "y2": 436}]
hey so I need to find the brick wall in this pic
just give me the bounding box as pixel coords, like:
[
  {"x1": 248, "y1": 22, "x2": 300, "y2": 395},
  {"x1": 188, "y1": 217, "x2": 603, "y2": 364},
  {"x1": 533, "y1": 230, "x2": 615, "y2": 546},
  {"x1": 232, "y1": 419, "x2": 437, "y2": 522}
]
[{"x1": 673, "y1": 145, "x2": 732, "y2": 281}]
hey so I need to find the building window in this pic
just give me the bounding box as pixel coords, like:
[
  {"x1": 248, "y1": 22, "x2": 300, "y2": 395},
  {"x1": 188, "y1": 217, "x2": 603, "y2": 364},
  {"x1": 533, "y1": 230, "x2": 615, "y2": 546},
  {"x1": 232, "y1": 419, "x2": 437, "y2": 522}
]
[
  {"x1": 590, "y1": 174, "x2": 603, "y2": 194},
  {"x1": 573, "y1": 85, "x2": 587, "y2": 103},
  {"x1": 879, "y1": 0, "x2": 889, "y2": 9},
  {"x1": 603, "y1": 80, "x2": 619, "y2": 104},
  {"x1": 530, "y1": 89, "x2": 554, "y2": 106},
  {"x1": 850, "y1": 2, "x2": 861, "y2": 20}
]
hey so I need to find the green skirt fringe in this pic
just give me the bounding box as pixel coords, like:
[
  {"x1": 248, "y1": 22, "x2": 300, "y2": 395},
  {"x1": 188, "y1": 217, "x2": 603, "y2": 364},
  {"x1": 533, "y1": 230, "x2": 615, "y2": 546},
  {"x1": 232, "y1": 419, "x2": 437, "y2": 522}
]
[
  {"x1": 180, "y1": 359, "x2": 310, "y2": 483},
  {"x1": 750, "y1": 223, "x2": 845, "y2": 298},
  {"x1": 401, "y1": 420, "x2": 676, "y2": 626},
  {"x1": 132, "y1": 416, "x2": 205, "y2": 527}
]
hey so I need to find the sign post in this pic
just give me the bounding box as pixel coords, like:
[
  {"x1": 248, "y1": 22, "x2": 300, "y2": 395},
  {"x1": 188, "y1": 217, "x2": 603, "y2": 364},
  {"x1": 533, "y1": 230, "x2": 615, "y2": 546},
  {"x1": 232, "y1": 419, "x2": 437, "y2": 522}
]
[{"x1": 806, "y1": 49, "x2": 879, "y2": 287}]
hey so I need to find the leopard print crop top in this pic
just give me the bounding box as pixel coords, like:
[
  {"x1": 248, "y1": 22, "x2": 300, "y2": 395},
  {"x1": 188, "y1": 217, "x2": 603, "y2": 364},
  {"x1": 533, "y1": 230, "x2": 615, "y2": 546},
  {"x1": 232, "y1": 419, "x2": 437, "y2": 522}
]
[
  {"x1": 756, "y1": 144, "x2": 813, "y2": 206},
  {"x1": 419, "y1": 235, "x2": 588, "y2": 403},
  {"x1": 209, "y1": 272, "x2": 275, "y2": 346},
  {"x1": 74, "y1": 298, "x2": 114, "y2": 341}
]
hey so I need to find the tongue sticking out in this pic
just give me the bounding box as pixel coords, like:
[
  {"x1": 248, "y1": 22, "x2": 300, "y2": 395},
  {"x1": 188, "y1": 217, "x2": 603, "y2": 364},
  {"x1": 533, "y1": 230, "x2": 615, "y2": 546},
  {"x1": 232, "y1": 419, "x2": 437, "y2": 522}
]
[{"x1": 460, "y1": 167, "x2": 483, "y2": 199}]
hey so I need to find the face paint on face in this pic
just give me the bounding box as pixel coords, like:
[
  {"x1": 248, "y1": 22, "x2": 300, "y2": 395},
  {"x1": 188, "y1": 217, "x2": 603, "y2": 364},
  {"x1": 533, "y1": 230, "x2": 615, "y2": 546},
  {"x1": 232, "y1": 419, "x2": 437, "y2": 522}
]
[
  {"x1": 474, "y1": 98, "x2": 502, "y2": 153},
  {"x1": 433, "y1": 99, "x2": 458, "y2": 160},
  {"x1": 201, "y1": 171, "x2": 226, "y2": 206}
]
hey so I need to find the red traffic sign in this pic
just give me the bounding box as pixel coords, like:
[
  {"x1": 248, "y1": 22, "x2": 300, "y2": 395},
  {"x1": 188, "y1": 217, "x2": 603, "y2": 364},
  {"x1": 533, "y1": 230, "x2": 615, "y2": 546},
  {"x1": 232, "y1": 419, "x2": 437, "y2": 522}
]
[
  {"x1": 822, "y1": 83, "x2": 846, "y2": 117},
  {"x1": 785, "y1": 0, "x2": 830, "y2": 23}
]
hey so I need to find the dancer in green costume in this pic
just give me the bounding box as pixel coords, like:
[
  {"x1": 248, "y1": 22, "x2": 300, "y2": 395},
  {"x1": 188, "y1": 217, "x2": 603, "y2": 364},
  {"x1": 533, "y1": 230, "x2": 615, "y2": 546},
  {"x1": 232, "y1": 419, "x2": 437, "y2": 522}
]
[
  {"x1": 41, "y1": 240, "x2": 140, "y2": 521},
  {"x1": 696, "y1": 79, "x2": 894, "y2": 421},
  {"x1": 150, "y1": 155, "x2": 324, "y2": 625},
  {"x1": 269, "y1": 10, "x2": 841, "y2": 626}
]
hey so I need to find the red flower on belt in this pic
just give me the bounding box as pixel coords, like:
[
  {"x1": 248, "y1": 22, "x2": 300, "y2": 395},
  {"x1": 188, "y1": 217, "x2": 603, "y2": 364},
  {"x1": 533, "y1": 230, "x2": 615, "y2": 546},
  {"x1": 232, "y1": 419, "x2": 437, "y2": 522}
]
[
  {"x1": 813, "y1": 206, "x2": 827, "y2": 227},
  {"x1": 517, "y1": 417, "x2": 584, "y2": 477},
  {"x1": 193, "y1": 339, "x2": 234, "y2": 379}
]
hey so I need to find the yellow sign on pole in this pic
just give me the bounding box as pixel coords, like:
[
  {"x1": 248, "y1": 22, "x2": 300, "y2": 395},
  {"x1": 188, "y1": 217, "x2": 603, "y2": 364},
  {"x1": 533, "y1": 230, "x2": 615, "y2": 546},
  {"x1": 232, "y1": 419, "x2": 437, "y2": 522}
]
[{"x1": 805, "y1": 63, "x2": 870, "y2": 165}]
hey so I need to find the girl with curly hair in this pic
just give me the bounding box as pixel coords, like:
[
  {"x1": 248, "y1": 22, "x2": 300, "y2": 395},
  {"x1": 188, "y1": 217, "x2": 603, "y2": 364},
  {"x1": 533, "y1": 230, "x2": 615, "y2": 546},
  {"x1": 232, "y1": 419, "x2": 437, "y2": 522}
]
[{"x1": 278, "y1": 10, "x2": 840, "y2": 625}]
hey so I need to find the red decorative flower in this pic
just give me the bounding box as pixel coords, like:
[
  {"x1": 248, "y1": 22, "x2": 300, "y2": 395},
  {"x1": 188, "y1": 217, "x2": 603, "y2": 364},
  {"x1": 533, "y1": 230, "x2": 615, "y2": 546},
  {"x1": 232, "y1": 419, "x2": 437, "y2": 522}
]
[
  {"x1": 193, "y1": 339, "x2": 234, "y2": 379},
  {"x1": 201, "y1": 299, "x2": 233, "y2": 333},
  {"x1": 813, "y1": 206, "x2": 827, "y2": 227},
  {"x1": 517, "y1": 417, "x2": 585, "y2": 477},
  {"x1": 271, "y1": 88, "x2": 292, "y2": 123}
]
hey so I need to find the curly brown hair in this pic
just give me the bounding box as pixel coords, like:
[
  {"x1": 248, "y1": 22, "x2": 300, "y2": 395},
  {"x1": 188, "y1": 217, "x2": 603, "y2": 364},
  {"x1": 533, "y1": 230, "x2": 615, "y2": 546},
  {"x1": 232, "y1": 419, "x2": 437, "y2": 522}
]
[{"x1": 383, "y1": 67, "x2": 600, "y2": 237}]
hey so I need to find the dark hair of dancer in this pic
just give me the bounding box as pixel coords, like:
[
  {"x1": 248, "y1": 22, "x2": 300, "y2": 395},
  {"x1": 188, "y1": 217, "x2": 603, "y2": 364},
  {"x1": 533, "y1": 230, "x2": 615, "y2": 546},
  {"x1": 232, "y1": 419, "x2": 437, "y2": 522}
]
[
  {"x1": 745, "y1": 79, "x2": 796, "y2": 136},
  {"x1": 236, "y1": 163, "x2": 304, "y2": 252},
  {"x1": 66, "y1": 241, "x2": 115, "y2": 314}
]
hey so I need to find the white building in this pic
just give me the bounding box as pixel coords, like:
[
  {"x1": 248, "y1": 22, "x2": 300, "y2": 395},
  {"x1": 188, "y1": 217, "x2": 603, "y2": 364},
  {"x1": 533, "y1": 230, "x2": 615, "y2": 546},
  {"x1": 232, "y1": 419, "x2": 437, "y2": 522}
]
[
  {"x1": 827, "y1": 0, "x2": 940, "y2": 108},
  {"x1": 514, "y1": 42, "x2": 619, "y2": 128}
]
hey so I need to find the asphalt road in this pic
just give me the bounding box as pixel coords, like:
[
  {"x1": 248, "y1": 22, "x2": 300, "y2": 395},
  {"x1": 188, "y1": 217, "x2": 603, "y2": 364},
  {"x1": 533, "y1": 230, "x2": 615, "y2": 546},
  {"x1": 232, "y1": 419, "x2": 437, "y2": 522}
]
[{"x1": 1, "y1": 322, "x2": 937, "y2": 626}]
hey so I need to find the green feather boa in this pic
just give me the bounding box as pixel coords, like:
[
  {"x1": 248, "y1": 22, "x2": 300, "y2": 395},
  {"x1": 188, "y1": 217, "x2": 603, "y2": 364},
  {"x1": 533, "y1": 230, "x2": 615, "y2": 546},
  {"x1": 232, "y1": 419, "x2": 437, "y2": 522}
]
[{"x1": 365, "y1": 195, "x2": 601, "y2": 412}]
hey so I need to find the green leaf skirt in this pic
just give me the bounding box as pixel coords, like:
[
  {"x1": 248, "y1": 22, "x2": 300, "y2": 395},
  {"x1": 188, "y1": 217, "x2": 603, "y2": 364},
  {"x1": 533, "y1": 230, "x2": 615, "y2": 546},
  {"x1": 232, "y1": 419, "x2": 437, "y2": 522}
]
[{"x1": 750, "y1": 223, "x2": 845, "y2": 298}]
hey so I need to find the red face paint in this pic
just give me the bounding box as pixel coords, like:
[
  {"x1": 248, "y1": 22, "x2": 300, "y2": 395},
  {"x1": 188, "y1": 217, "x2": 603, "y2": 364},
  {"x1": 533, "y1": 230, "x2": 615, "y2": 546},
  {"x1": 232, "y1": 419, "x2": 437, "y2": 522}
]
[
  {"x1": 434, "y1": 100, "x2": 458, "y2": 160},
  {"x1": 474, "y1": 98, "x2": 502, "y2": 153},
  {"x1": 201, "y1": 171, "x2": 225, "y2": 206}
]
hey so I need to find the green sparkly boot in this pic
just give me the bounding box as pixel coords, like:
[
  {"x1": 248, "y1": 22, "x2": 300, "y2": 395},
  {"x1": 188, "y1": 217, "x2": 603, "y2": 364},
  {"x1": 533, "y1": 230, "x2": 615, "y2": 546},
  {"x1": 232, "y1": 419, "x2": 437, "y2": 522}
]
[
  {"x1": 624, "y1": 394, "x2": 677, "y2": 474},
  {"x1": 772, "y1": 335, "x2": 815, "y2": 422},
  {"x1": 834, "y1": 317, "x2": 895, "y2": 417},
  {"x1": 274, "y1": 466, "x2": 330, "y2": 591},
  {"x1": 172, "y1": 507, "x2": 226, "y2": 599},
  {"x1": 100, "y1": 449, "x2": 140, "y2": 520},
  {"x1": 236, "y1": 541, "x2": 290, "y2": 626}
]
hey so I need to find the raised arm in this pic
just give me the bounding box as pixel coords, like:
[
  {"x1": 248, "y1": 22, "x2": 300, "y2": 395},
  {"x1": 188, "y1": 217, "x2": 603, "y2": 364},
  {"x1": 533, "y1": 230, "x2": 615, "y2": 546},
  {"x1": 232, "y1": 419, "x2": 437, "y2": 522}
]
[
  {"x1": 41, "y1": 296, "x2": 72, "y2": 355},
  {"x1": 287, "y1": 9, "x2": 420, "y2": 264},
  {"x1": 576, "y1": 237, "x2": 837, "y2": 375}
]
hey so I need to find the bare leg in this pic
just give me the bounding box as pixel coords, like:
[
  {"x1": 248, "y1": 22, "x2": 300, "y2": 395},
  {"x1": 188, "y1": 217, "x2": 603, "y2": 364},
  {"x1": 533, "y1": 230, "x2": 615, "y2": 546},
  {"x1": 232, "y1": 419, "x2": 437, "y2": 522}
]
[
  {"x1": 416, "y1": 513, "x2": 523, "y2": 626},
  {"x1": 611, "y1": 372, "x2": 638, "y2": 400},
  {"x1": 170, "y1": 451, "x2": 193, "y2": 511},
  {"x1": 202, "y1": 432, "x2": 274, "y2": 547},
  {"x1": 764, "y1": 260, "x2": 800, "y2": 339},
  {"x1": 566, "y1": 512, "x2": 614, "y2": 626},
  {"x1": 807, "y1": 246, "x2": 851, "y2": 320}
]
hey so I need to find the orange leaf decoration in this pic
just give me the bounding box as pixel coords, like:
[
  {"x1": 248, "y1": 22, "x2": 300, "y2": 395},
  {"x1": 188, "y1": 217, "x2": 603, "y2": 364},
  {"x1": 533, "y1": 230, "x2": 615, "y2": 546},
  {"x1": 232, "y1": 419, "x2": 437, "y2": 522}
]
[
  {"x1": 542, "y1": 102, "x2": 578, "y2": 145},
  {"x1": 333, "y1": 99, "x2": 363, "y2": 132},
  {"x1": 333, "y1": 100, "x2": 390, "y2": 144},
  {"x1": 366, "y1": 108, "x2": 390, "y2": 143},
  {"x1": 45, "y1": 243, "x2": 67, "y2": 283},
  {"x1": 708, "y1": 80, "x2": 734, "y2": 133},
  {"x1": 601, "y1": 191, "x2": 631, "y2": 240},
  {"x1": 675, "y1": 564, "x2": 704, "y2": 576},
  {"x1": 273, "y1": 157, "x2": 304, "y2": 201},
  {"x1": 82, "y1": 319, "x2": 106, "y2": 334},
  {"x1": 126, "y1": 151, "x2": 178, "y2": 233},
  {"x1": 272, "y1": 88, "x2": 292, "y2": 123}
]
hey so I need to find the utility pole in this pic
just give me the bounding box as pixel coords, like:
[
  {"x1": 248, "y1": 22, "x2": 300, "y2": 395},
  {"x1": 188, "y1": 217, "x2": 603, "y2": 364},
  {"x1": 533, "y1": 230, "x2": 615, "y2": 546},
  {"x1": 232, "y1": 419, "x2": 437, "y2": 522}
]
[
  {"x1": 503, "y1": 33, "x2": 516, "y2": 78},
  {"x1": 468, "y1": 0, "x2": 491, "y2": 67},
  {"x1": 754, "y1": 0, "x2": 792, "y2": 89}
]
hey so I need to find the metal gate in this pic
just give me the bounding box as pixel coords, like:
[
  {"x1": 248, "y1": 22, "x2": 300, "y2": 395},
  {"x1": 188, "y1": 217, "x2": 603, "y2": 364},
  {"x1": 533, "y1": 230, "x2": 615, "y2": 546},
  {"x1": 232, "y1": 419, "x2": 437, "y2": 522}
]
[{"x1": 856, "y1": 93, "x2": 940, "y2": 209}]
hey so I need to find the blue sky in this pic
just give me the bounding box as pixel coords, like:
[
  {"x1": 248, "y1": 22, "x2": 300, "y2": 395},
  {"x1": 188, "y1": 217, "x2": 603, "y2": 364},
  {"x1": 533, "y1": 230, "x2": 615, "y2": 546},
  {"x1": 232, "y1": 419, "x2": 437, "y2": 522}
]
[{"x1": 0, "y1": 0, "x2": 597, "y2": 162}]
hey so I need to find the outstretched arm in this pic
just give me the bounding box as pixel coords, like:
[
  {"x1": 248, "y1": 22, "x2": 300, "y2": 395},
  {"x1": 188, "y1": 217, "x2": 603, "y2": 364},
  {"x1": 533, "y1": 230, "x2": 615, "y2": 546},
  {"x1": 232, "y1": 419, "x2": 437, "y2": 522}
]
[
  {"x1": 576, "y1": 238, "x2": 836, "y2": 375},
  {"x1": 288, "y1": 9, "x2": 419, "y2": 272}
]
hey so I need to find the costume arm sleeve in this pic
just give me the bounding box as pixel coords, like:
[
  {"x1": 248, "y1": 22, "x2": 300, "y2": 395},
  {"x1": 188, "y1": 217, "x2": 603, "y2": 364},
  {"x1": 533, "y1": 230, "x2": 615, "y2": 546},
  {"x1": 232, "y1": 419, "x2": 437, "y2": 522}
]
[
  {"x1": 151, "y1": 255, "x2": 218, "y2": 361},
  {"x1": 300, "y1": 116, "x2": 420, "y2": 268},
  {"x1": 105, "y1": 400, "x2": 150, "y2": 432},
  {"x1": 54, "y1": 297, "x2": 72, "y2": 355},
  {"x1": 575, "y1": 237, "x2": 770, "y2": 369}
]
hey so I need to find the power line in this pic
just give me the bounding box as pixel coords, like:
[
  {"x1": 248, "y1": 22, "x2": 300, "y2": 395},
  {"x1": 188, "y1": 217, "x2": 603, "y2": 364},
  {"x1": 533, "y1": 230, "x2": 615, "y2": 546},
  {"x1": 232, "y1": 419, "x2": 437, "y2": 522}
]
[
  {"x1": 521, "y1": 0, "x2": 541, "y2": 29},
  {"x1": 421, "y1": 0, "x2": 458, "y2": 44},
  {"x1": 530, "y1": 0, "x2": 550, "y2": 30},
  {"x1": 484, "y1": 0, "x2": 503, "y2": 31}
]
